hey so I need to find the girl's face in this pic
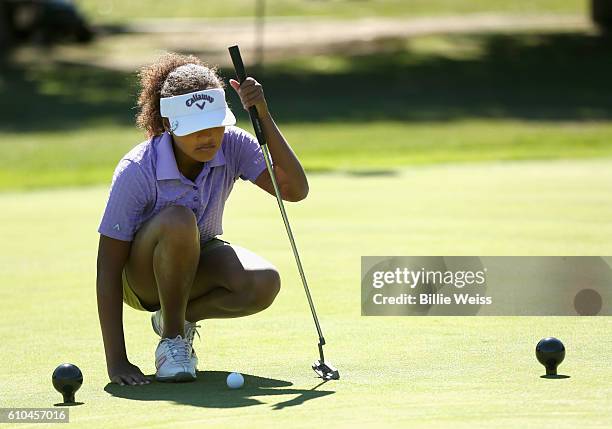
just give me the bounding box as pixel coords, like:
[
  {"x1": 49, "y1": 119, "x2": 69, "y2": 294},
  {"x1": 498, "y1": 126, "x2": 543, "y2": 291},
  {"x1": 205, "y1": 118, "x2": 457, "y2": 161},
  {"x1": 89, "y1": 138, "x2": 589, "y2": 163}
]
[{"x1": 171, "y1": 126, "x2": 225, "y2": 162}]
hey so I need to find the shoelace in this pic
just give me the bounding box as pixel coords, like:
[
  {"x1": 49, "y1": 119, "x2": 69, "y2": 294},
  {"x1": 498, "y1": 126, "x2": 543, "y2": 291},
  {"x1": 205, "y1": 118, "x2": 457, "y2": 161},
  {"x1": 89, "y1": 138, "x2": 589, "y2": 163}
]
[
  {"x1": 161, "y1": 335, "x2": 192, "y2": 365},
  {"x1": 185, "y1": 322, "x2": 201, "y2": 347}
]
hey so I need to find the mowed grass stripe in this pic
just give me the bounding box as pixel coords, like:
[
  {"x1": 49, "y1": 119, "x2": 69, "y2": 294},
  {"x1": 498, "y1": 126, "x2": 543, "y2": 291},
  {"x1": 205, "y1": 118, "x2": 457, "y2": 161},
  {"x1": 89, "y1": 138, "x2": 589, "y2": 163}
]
[{"x1": 2, "y1": 120, "x2": 612, "y2": 191}]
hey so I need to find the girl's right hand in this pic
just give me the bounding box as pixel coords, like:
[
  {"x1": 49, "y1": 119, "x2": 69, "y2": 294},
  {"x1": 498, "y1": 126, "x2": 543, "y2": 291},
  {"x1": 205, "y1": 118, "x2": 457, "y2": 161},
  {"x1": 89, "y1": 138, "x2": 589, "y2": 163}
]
[{"x1": 108, "y1": 360, "x2": 151, "y2": 385}]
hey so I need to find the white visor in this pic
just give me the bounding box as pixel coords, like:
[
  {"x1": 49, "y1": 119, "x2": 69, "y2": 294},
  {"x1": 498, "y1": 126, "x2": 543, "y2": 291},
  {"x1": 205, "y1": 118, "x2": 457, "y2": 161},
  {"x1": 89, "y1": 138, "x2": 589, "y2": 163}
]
[{"x1": 160, "y1": 88, "x2": 236, "y2": 136}]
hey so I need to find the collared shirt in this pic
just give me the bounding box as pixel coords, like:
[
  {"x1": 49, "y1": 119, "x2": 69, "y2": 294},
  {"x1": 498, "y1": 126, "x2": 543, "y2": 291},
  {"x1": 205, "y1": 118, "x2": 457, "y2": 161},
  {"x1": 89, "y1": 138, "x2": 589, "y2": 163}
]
[{"x1": 98, "y1": 126, "x2": 267, "y2": 243}]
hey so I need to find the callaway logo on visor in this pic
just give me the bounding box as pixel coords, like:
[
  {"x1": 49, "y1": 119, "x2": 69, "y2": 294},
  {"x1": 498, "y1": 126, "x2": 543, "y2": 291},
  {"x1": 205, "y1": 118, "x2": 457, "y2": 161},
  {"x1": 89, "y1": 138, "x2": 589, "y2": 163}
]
[{"x1": 186, "y1": 93, "x2": 215, "y2": 110}]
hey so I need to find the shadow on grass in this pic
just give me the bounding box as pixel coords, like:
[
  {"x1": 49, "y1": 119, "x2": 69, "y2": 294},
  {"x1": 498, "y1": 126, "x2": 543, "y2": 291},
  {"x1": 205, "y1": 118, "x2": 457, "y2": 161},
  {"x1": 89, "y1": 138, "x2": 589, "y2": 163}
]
[
  {"x1": 303, "y1": 167, "x2": 400, "y2": 176},
  {"x1": 540, "y1": 374, "x2": 571, "y2": 379},
  {"x1": 53, "y1": 401, "x2": 85, "y2": 407},
  {"x1": 104, "y1": 371, "x2": 335, "y2": 410},
  {"x1": 2, "y1": 31, "x2": 612, "y2": 133},
  {"x1": 342, "y1": 170, "x2": 399, "y2": 177}
]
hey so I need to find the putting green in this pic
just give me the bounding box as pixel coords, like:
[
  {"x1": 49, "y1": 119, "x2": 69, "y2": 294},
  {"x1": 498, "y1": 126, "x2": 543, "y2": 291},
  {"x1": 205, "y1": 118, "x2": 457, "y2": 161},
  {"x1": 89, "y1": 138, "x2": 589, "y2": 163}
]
[{"x1": 1, "y1": 159, "x2": 611, "y2": 428}]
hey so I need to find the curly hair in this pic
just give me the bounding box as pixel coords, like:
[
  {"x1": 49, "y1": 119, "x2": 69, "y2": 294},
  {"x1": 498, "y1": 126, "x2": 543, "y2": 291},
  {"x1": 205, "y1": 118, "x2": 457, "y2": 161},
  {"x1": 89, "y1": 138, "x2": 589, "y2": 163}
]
[{"x1": 136, "y1": 52, "x2": 225, "y2": 138}]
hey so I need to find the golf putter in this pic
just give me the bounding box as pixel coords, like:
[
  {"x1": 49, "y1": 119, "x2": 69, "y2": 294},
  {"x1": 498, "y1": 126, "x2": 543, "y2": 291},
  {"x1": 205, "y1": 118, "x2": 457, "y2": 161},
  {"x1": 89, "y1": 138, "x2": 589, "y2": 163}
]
[{"x1": 228, "y1": 45, "x2": 339, "y2": 381}]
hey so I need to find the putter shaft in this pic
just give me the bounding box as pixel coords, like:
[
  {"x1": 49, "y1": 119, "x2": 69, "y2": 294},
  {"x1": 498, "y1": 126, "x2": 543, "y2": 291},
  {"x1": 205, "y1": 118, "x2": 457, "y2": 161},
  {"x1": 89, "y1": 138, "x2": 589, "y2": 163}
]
[
  {"x1": 260, "y1": 145, "x2": 326, "y2": 343},
  {"x1": 229, "y1": 44, "x2": 331, "y2": 367}
]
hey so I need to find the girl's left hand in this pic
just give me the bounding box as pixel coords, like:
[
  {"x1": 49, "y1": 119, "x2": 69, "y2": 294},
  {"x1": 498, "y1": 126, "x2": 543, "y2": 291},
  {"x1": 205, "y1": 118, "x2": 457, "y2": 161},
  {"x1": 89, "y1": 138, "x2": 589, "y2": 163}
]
[{"x1": 229, "y1": 77, "x2": 268, "y2": 115}]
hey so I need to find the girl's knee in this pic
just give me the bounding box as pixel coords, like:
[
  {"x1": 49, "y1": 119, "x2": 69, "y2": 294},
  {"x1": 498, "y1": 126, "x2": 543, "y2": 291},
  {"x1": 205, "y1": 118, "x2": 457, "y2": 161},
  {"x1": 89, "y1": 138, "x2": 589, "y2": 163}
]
[
  {"x1": 152, "y1": 205, "x2": 199, "y2": 244},
  {"x1": 224, "y1": 269, "x2": 280, "y2": 313},
  {"x1": 157, "y1": 205, "x2": 197, "y2": 230},
  {"x1": 248, "y1": 269, "x2": 281, "y2": 312}
]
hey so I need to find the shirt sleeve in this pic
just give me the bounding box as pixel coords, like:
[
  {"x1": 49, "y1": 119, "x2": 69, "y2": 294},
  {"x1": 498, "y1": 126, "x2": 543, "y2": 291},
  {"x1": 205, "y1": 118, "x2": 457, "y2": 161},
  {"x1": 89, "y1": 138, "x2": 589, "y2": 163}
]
[
  {"x1": 227, "y1": 126, "x2": 268, "y2": 183},
  {"x1": 98, "y1": 160, "x2": 153, "y2": 241}
]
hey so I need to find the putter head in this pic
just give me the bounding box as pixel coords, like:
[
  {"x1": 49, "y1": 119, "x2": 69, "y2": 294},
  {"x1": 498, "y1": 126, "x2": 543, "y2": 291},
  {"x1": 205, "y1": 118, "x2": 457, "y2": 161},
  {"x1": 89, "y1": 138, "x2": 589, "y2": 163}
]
[{"x1": 312, "y1": 360, "x2": 340, "y2": 380}]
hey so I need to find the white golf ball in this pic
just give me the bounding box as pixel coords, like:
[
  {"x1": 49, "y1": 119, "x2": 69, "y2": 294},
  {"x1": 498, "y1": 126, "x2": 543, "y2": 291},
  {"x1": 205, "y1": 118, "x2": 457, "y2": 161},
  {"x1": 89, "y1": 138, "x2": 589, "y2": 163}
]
[{"x1": 226, "y1": 372, "x2": 244, "y2": 389}]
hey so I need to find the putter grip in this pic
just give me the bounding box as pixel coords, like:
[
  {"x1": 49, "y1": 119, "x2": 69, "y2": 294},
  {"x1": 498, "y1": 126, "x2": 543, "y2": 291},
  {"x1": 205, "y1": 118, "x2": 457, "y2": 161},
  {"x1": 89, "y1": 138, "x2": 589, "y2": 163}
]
[{"x1": 228, "y1": 45, "x2": 267, "y2": 147}]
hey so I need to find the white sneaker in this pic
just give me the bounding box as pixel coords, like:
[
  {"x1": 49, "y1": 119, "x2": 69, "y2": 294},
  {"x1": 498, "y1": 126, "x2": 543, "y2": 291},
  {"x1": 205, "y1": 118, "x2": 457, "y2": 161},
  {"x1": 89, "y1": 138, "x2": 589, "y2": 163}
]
[
  {"x1": 151, "y1": 310, "x2": 200, "y2": 369},
  {"x1": 155, "y1": 335, "x2": 196, "y2": 382}
]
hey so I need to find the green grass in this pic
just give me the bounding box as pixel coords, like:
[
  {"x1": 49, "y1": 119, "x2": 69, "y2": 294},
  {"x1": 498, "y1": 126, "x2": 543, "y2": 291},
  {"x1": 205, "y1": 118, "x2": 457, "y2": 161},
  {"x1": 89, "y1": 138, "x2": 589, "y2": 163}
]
[
  {"x1": 1, "y1": 159, "x2": 611, "y2": 427},
  {"x1": 2, "y1": 31, "x2": 612, "y2": 191},
  {"x1": 2, "y1": 121, "x2": 612, "y2": 191},
  {"x1": 74, "y1": 0, "x2": 586, "y2": 23}
]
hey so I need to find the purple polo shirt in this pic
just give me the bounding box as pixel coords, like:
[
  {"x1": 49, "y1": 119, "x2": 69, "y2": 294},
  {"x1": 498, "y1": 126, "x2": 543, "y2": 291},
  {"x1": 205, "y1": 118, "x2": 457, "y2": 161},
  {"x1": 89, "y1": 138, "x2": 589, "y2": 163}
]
[{"x1": 98, "y1": 126, "x2": 267, "y2": 243}]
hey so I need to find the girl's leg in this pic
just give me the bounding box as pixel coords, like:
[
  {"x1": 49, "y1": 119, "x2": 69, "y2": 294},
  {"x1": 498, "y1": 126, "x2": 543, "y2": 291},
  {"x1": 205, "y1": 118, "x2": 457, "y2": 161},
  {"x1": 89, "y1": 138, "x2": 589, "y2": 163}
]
[
  {"x1": 125, "y1": 205, "x2": 281, "y2": 326},
  {"x1": 124, "y1": 205, "x2": 200, "y2": 338},
  {"x1": 185, "y1": 244, "x2": 281, "y2": 322}
]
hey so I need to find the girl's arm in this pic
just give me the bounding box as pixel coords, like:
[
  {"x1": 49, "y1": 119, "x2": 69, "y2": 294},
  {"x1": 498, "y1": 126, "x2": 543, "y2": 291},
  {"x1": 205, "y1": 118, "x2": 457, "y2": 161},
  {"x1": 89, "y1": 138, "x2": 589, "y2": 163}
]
[
  {"x1": 96, "y1": 235, "x2": 149, "y2": 385},
  {"x1": 230, "y1": 78, "x2": 309, "y2": 202}
]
